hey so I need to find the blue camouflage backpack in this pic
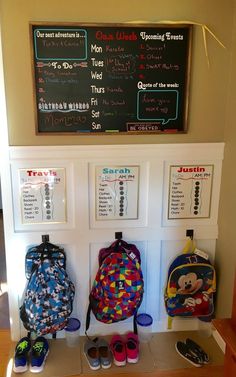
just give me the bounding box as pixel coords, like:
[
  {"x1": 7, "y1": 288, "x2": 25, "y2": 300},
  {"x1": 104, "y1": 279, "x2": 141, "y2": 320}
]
[{"x1": 20, "y1": 243, "x2": 75, "y2": 336}]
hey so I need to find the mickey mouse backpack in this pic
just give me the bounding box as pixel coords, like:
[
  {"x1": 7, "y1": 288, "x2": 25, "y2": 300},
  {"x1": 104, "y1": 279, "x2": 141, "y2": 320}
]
[{"x1": 164, "y1": 237, "x2": 216, "y2": 329}]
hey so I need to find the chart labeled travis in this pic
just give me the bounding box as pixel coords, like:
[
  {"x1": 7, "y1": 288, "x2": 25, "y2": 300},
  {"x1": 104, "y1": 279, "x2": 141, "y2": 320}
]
[
  {"x1": 168, "y1": 165, "x2": 213, "y2": 219},
  {"x1": 96, "y1": 166, "x2": 139, "y2": 220},
  {"x1": 19, "y1": 168, "x2": 66, "y2": 224}
]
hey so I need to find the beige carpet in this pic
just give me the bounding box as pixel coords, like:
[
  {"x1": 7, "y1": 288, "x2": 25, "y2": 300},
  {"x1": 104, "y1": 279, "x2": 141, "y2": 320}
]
[{"x1": 149, "y1": 331, "x2": 224, "y2": 370}]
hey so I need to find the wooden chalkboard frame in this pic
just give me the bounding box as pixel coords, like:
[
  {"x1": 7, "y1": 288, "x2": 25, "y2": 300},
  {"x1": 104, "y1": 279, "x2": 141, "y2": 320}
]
[{"x1": 30, "y1": 22, "x2": 192, "y2": 135}]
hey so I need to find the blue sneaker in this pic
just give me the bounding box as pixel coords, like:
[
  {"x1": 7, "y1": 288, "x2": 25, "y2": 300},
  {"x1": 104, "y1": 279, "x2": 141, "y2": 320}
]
[
  {"x1": 13, "y1": 337, "x2": 31, "y2": 373},
  {"x1": 30, "y1": 336, "x2": 49, "y2": 373}
]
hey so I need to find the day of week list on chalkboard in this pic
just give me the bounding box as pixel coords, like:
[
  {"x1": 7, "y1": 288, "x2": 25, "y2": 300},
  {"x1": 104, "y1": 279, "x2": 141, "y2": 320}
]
[{"x1": 30, "y1": 23, "x2": 192, "y2": 134}]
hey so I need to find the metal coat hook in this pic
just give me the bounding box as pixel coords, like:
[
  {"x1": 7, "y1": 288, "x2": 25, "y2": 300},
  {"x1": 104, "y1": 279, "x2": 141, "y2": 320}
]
[
  {"x1": 186, "y1": 229, "x2": 194, "y2": 240},
  {"x1": 42, "y1": 234, "x2": 49, "y2": 243},
  {"x1": 115, "y1": 232, "x2": 122, "y2": 240}
]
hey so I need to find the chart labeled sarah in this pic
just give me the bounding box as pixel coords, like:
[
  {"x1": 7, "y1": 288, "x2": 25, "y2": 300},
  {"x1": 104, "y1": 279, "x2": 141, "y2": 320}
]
[
  {"x1": 19, "y1": 168, "x2": 66, "y2": 224},
  {"x1": 168, "y1": 165, "x2": 214, "y2": 219},
  {"x1": 96, "y1": 166, "x2": 139, "y2": 220}
]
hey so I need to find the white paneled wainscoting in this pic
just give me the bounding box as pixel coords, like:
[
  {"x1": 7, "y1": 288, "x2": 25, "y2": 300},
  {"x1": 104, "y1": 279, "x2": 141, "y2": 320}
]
[{"x1": 2, "y1": 143, "x2": 224, "y2": 340}]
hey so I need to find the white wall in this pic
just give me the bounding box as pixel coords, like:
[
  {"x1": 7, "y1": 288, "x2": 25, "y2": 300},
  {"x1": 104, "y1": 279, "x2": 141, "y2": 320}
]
[{"x1": 3, "y1": 143, "x2": 223, "y2": 340}]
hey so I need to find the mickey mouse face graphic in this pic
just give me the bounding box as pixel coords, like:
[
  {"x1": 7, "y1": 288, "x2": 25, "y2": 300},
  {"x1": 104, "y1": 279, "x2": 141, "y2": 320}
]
[{"x1": 177, "y1": 272, "x2": 203, "y2": 295}]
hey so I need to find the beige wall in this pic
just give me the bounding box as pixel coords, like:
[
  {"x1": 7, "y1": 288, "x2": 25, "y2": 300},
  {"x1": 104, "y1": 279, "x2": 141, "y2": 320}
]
[
  {"x1": 0, "y1": 0, "x2": 233, "y2": 145},
  {"x1": 215, "y1": 1, "x2": 236, "y2": 318}
]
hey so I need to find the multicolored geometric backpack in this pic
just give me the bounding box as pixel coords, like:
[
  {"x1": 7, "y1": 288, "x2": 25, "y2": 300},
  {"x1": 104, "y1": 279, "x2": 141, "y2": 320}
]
[
  {"x1": 86, "y1": 239, "x2": 144, "y2": 333},
  {"x1": 20, "y1": 242, "x2": 75, "y2": 336},
  {"x1": 164, "y1": 238, "x2": 216, "y2": 328}
]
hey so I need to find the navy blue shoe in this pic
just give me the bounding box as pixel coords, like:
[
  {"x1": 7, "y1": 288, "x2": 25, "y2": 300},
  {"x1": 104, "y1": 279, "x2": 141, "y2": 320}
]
[
  {"x1": 13, "y1": 337, "x2": 31, "y2": 373},
  {"x1": 175, "y1": 341, "x2": 203, "y2": 367},
  {"x1": 185, "y1": 338, "x2": 209, "y2": 364},
  {"x1": 30, "y1": 336, "x2": 49, "y2": 373}
]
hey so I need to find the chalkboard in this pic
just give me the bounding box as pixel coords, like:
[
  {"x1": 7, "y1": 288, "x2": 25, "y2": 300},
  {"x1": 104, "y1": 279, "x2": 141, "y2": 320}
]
[{"x1": 30, "y1": 23, "x2": 192, "y2": 134}]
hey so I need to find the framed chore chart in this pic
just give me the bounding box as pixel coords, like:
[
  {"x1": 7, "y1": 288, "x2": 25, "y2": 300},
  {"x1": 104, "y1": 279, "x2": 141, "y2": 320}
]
[
  {"x1": 168, "y1": 164, "x2": 214, "y2": 219},
  {"x1": 95, "y1": 165, "x2": 139, "y2": 220},
  {"x1": 30, "y1": 23, "x2": 192, "y2": 134},
  {"x1": 19, "y1": 168, "x2": 67, "y2": 224}
]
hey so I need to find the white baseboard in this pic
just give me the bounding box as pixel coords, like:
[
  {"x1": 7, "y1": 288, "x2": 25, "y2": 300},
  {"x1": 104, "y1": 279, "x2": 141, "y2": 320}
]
[{"x1": 212, "y1": 327, "x2": 226, "y2": 353}]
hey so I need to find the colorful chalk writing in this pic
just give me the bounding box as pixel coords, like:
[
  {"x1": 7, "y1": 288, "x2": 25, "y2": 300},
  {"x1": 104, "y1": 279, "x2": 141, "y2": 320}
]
[{"x1": 31, "y1": 24, "x2": 192, "y2": 134}]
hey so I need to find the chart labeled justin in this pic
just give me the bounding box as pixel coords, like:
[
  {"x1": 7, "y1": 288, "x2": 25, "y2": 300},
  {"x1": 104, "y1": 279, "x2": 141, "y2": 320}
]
[
  {"x1": 168, "y1": 165, "x2": 214, "y2": 219},
  {"x1": 19, "y1": 168, "x2": 66, "y2": 224},
  {"x1": 96, "y1": 166, "x2": 139, "y2": 220}
]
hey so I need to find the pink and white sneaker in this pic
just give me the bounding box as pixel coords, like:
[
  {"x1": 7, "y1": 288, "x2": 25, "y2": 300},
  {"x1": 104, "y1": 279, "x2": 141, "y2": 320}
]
[
  {"x1": 126, "y1": 332, "x2": 139, "y2": 363},
  {"x1": 110, "y1": 335, "x2": 126, "y2": 367}
]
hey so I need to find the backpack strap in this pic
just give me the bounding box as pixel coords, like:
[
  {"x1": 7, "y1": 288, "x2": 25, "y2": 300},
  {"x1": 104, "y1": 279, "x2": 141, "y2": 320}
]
[
  {"x1": 133, "y1": 313, "x2": 138, "y2": 334},
  {"x1": 182, "y1": 237, "x2": 196, "y2": 254},
  {"x1": 86, "y1": 302, "x2": 138, "y2": 336},
  {"x1": 166, "y1": 237, "x2": 195, "y2": 330},
  {"x1": 167, "y1": 316, "x2": 173, "y2": 330},
  {"x1": 85, "y1": 302, "x2": 99, "y2": 342},
  {"x1": 85, "y1": 302, "x2": 92, "y2": 338}
]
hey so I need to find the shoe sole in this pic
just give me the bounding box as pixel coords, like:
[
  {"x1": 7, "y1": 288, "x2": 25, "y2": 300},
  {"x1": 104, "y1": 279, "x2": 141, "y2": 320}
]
[
  {"x1": 30, "y1": 350, "x2": 49, "y2": 373},
  {"x1": 113, "y1": 359, "x2": 126, "y2": 367},
  {"x1": 175, "y1": 343, "x2": 202, "y2": 368},
  {"x1": 83, "y1": 351, "x2": 100, "y2": 370},
  {"x1": 13, "y1": 364, "x2": 28, "y2": 373},
  {"x1": 101, "y1": 362, "x2": 112, "y2": 369},
  {"x1": 127, "y1": 357, "x2": 139, "y2": 363}
]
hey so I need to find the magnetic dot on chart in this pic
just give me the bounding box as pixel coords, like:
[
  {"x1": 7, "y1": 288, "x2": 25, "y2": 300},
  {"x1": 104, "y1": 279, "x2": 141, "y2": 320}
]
[
  {"x1": 119, "y1": 182, "x2": 123, "y2": 185},
  {"x1": 46, "y1": 215, "x2": 51, "y2": 219},
  {"x1": 46, "y1": 201, "x2": 50, "y2": 205},
  {"x1": 194, "y1": 206, "x2": 198, "y2": 210},
  {"x1": 46, "y1": 210, "x2": 51, "y2": 214},
  {"x1": 120, "y1": 191, "x2": 124, "y2": 195},
  {"x1": 120, "y1": 196, "x2": 124, "y2": 200},
  {"x1": 45, "y1": 196, "x2": 50, "y2": 200},
  {"x1": 195, "y1": 193, "x2": 199, "y2": 198},
  {"x1": 119, "y1": 213, "x2": 124, "y2": 216},
  {"x1": 195, "y1": 181, "x2": 200, "y2": 185},
  {"x1": 194, "y1": 211, "x2": 198, "y2": 215},
  {"x1": 46, "y1": 205, "x2": 50, "y2": 209}
]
